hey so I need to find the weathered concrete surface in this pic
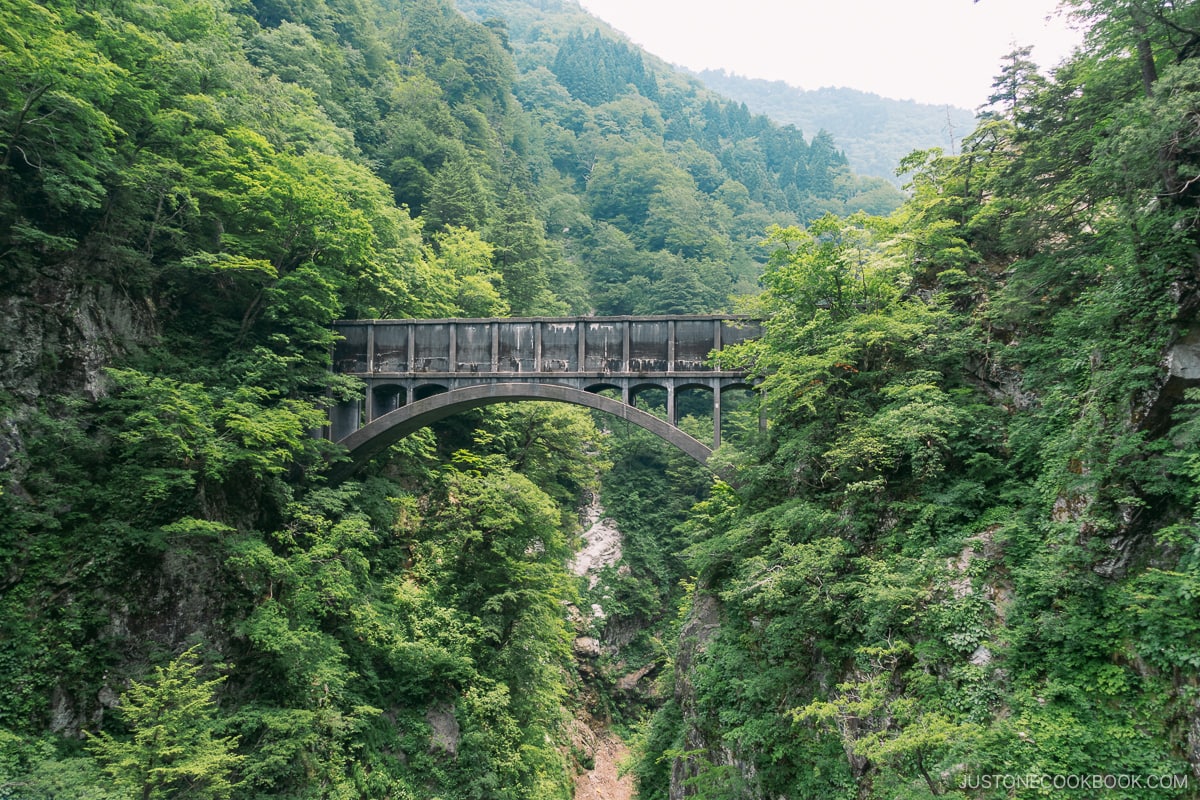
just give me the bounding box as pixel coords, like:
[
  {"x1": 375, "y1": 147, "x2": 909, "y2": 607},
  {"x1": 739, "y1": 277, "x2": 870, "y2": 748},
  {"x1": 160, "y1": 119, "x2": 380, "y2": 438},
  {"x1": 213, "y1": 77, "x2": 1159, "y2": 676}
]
[
  {"x1": 332, "y1": 315, "x2": 759, "y2": 377},
  {"x1": 327, "y1": 383, "x2": 715, "y2": 484},
  {"x1": 326, "y1": 315, "x2": 759, "y2": 479}
]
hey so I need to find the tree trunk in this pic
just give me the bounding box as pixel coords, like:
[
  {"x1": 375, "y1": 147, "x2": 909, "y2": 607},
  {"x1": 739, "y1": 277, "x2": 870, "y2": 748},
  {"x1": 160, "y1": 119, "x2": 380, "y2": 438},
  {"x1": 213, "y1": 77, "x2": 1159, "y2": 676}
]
[{"x1": 1130, "y1": 13, "x2": 1159, "y2": 97}]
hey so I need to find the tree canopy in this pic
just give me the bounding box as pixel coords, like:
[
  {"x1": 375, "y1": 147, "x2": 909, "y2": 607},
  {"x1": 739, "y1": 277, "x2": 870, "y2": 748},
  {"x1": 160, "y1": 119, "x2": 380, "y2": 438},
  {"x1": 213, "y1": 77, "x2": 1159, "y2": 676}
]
[{"x1": 2, "y1": 0, "x2": 1198, "y2": 797}]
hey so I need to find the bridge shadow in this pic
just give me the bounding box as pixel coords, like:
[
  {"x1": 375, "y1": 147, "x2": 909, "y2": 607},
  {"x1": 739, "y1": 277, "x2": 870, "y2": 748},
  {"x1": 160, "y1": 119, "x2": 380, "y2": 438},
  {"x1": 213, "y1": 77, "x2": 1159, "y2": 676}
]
[{"x1": 326, "y1": 382, "x2": 718, "y2": 485}]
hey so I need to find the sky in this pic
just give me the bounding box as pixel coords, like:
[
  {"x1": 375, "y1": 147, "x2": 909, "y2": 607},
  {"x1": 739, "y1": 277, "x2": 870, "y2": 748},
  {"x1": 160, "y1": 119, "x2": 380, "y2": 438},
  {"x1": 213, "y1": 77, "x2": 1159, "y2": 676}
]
[{"x1": 574, "y1": 0, "x2": 1085, "y2": 110}]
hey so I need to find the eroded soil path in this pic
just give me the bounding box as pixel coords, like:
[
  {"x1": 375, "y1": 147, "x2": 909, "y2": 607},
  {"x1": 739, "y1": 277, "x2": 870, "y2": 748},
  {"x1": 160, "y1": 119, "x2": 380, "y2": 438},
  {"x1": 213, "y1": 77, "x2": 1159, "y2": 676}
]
[
  {"x1": 572, "y1": 728, "x2": 635, "y2": 800},
  {"x1": 570, "y1": 492, "x2": 636, "y2": 800}
]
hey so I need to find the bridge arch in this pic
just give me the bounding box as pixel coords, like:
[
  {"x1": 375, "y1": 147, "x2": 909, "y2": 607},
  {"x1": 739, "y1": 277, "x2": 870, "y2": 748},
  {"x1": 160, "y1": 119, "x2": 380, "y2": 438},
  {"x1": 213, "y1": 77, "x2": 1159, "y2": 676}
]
[
  {"x1": 672, "y1": 381, "x2": 714, "y2": 415},
  {"x1": 628, "y1": 382, "x2": 667, "y2": 410},
  {"x1": 328, "y1": 382, "x2": 715, "y2": 484},
  {"x1": 412, "y1": 383, "x2": 449, "y2": 401},
  {"x1": 584, "y1": 381, "x2": 623, "y2": 395},
  {"x1": 371, "y1": 384, "x2": 406, "y2": 417}
]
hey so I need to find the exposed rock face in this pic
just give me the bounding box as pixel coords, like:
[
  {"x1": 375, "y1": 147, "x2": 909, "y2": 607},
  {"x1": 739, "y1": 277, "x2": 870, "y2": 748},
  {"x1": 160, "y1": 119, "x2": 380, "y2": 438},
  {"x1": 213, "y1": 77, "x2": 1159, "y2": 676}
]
[
  {"x1": 568, "y1": 491, "x2": 641, "y2": 650},
  {"x1": 570, "y1": 492, "x2": 624, "y2": 590},
  {"x1": 668, "y1": 588, "x2": 756, "y2": 800},
  {"x1": 615, "y1": 662, "x2": 656, "y2": 694},
  {"x1": 600, "y1": 612, "x2": 642, "y2": 651},
  {"x1": 1, "y1": 269, "x2": 154, "y2": 499},
  {"x1": 1165, "y1": 328, "x2": 1200, "y2": 381},
  {"x1": 1134, "y1": 326, "x2": 1200, "y2": 436},
  {"x1": 1190, "y1": 714, "x2": 1200, "y2": 780},
  {"x1": 571, "y1": 721, "x2": 635, "y2": 800},
  {"x1": 426, "y1": 705, "x2": 460, "y2": 756},
  {"x1": 1, "y1": 272, "x2": 153, "y2": 404},
  {"x1": 48, "y1": 545, "x2": 231, "y2": 736},
  {"x1": 574, "y1": 636, "x2": 603, "y2": 658},
  {"x1": 672, "y1": 591, "x2": 721, "y2": 688},
  {"x1": 966, "y1": 351, "x2": 1037, "y2": 412},
  {"x1": 568, "y1": 490, "x2": 641, "y2": 800}
]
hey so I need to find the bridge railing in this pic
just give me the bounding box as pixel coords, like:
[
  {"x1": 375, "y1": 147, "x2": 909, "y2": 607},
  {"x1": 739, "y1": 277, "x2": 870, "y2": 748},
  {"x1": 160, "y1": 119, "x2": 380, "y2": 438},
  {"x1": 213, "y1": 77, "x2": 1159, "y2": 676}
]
[{"x1": 332, "y1": 315, "x2": 760, "y2": 377}]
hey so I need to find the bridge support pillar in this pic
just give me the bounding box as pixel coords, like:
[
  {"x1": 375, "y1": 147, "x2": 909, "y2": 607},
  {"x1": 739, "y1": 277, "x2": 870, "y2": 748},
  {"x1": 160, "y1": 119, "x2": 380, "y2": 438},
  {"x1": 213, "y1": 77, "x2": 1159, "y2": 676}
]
[
  {"x1": 713, "y1": 385, "x2": 722, "y2": 450},
  {"x1": 535, "y1": 321, "x2": 543, "y2": 371},
  {"x1": 667, "y1": 385, "x2": 676, "y2": 426},
  {"x1": 491, "y1": 322, "x2": 500, "y2": 372},
  {"x1": 369, "y1": 383, "x2": 404, "y2": 420},
  {"x1": 622, "y1": 320, "x2": 630, "y2": 372},
  {"x1": 331, "y1": 399, "x2": 361, "y2": 441}
]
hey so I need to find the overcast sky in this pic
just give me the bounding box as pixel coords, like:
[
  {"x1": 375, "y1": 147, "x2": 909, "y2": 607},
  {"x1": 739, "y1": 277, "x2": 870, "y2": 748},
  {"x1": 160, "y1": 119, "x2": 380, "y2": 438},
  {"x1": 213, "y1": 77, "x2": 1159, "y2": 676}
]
[{"x1": 575, "y1": 0, "x2": 1084, "y2": 110}]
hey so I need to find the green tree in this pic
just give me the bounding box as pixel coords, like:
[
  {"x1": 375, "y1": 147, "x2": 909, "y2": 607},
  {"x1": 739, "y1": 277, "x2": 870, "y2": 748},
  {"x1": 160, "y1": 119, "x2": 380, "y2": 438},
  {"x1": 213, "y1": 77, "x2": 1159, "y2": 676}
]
[
  {"x1": 89, "y1": 648, "x2": 242, "y2": 800},
  {"x1": 423, "y1": 157, "x2": 491, "y2": 233},
  {"x1": 424, "y1": 225, "x2": 509, "y2": 317},
  {"x1": 639, "y1": 255, "x2": 725, "y2": 314},
  {"x1": 0, "y1": 0, "x2": 124, "y2": 267},
  {"x1": 488, "y1": 195, "x2": 563, "y2": 315},
  {"x1": 1062, "y1": 0, "x2": 1200, "y2": 96},
  {"x1": 551, "y1": 29, "x2": 656, "y2": 106},
  {"x1": 980, "y1": 45, "x2": 1048, "y2": 124}
]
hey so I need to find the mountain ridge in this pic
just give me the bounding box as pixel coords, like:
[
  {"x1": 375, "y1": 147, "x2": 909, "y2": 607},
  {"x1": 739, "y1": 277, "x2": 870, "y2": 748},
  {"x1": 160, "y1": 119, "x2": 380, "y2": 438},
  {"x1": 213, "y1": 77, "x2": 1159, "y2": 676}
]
[{"x1": 693, "y1": 68, "x2": 978, "y2": 185}]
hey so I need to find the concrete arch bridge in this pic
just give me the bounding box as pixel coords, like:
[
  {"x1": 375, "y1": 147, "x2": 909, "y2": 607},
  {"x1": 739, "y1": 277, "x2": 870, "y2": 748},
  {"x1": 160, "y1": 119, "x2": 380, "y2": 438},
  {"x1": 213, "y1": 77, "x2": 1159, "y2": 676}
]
[{"x1": 326, "y1": 315, "x2": 760, "y2": 481}]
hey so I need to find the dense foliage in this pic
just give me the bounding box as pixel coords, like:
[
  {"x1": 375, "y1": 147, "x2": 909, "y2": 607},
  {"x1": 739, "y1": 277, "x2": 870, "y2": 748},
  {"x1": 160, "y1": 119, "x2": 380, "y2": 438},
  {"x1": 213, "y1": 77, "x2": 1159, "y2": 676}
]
[
  {"x1": 695, "y1": 69, "x2": 978, "y2": 187},
  {"x1": 0, "y1": 0, "x2": 905, "y2": 792},
  {"x1": 3, "y1": 0, "x2": 1198, "y2": 797},
  {"x1": 632, "y1": 2, "x2": 1200, "y2": 797}
]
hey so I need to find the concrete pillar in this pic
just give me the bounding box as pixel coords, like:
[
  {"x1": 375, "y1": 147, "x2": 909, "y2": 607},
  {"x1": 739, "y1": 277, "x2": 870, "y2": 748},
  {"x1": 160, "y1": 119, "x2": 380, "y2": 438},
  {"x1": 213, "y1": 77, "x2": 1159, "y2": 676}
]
[
  {"x1": 366, "y1": 324, "x2": 375, "y2": 374},
  {"x1": 448, "y1": 323, "x2": 457, "y2": 373},
  {"x1": 577, "y1": 321, "x2": 586, "y2": 374},
  {"x1": 330, "y1": 399, "x2": 361, "y2": 442},
  {"x1": 491, "y1": 322, "x2": 499, "y2": 373},
  {"x1": 713, "y1": 382, "x2": 722, "y2": 449},
  {"x1": 622, "y1": 320, "x2": 630, "y2": 372},
  {"x1": 407, "y1": 323, "x2": 415, "y2": 374},
  {"x1": 667, "y1": 320, "x2": 676, "y2": 373},
  {"x1": 365, "y1": 380, "x2": 375, "y2": 423},
  {"x1": 362, "y1": 326, "x2": 376, "y2": 424},
  {"x1": 667, "y1": 384, "x2": 676, "y2": 426},
  {"x1": 374, "y1": 386, "x2": 402, "y2": 417},
  {"x1": 535, "y1": 321, "x2": 543, "y2": 373}
]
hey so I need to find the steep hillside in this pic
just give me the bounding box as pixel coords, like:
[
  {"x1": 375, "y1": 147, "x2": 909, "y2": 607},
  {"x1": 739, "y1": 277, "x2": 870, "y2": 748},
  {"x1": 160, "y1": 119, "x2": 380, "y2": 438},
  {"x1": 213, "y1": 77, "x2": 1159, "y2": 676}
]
[
  {"x1": 0, "y1": 0, "x2": 900, "y2": 795},
  {"x1": 3, "y1": 0, "x2": 1199, "y2": 798},
  {"x1": 632, "y1": 9, "x2": 1200, "y2": 799},
  {"x1": 695, "y1": 69, "x2": 979, "y2": 186}
]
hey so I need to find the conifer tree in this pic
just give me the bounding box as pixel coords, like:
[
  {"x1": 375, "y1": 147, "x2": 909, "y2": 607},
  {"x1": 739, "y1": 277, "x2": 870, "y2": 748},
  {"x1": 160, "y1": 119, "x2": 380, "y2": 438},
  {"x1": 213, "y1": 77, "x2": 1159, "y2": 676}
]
[{"x1": 89, "y1": 648, "x2": 242, "y2": 800}]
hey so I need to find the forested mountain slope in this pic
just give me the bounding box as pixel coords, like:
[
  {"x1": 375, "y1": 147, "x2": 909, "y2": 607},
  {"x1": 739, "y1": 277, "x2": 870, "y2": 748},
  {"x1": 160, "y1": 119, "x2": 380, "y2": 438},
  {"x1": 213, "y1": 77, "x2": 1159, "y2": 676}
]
[
  {"x1": 0, "y1": 0, "x2": 897, "y2": 795},
  {"x1": 629, "y1": 10, "x2": 1200, "y2": 800},
  {"x1": 1, "y1": 0, "x2": 1199, "y2": 797},
  {"x1": 693, "y1": 69, "x2": 979, "y2": 186}
]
